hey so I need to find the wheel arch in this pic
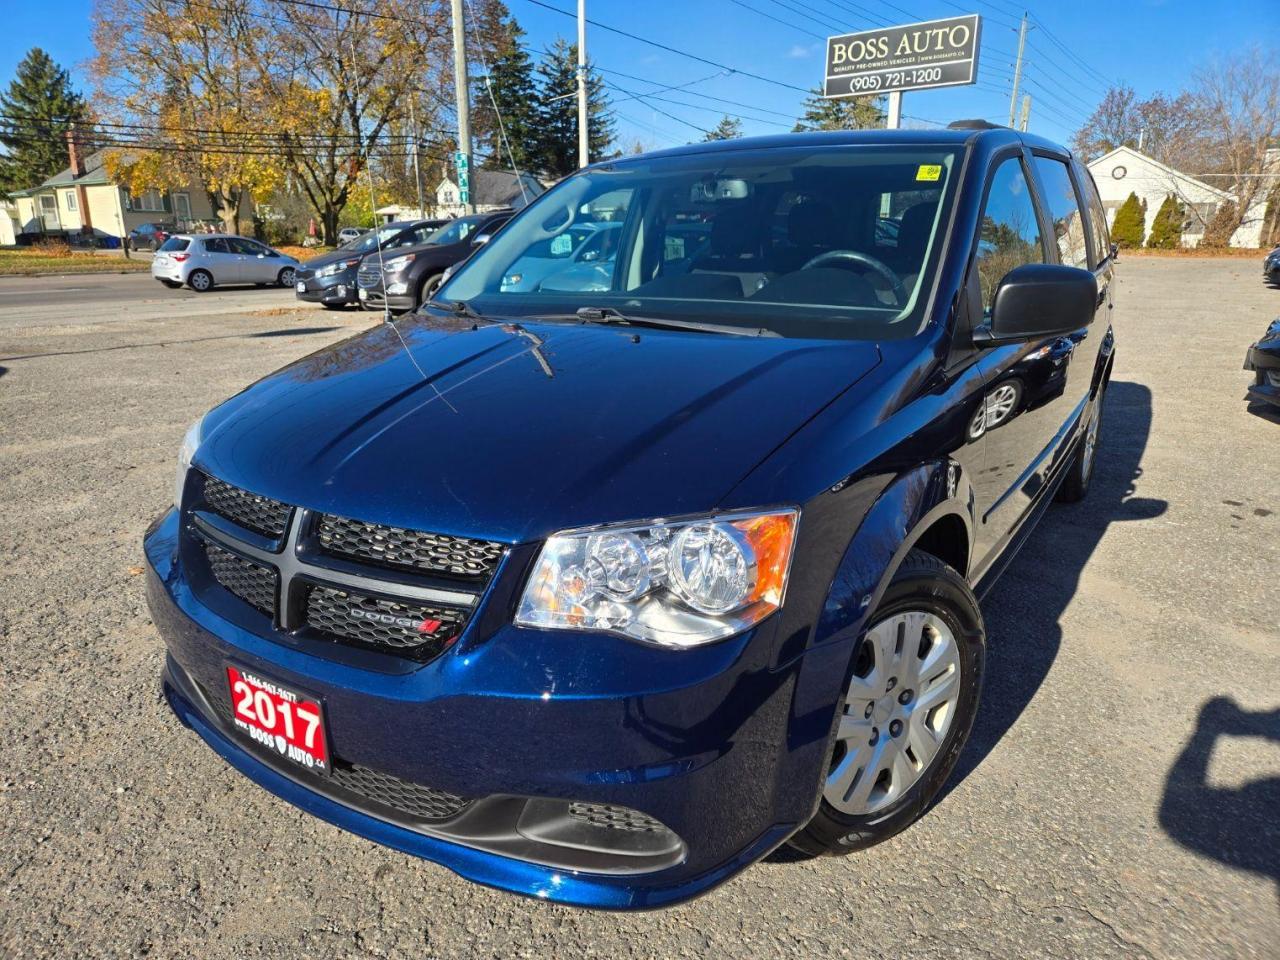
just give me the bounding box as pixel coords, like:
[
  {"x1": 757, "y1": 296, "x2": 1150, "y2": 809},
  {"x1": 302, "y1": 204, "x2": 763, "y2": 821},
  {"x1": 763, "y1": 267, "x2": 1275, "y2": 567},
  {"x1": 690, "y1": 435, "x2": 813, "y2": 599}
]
[{"x1": 813, "y1": 459, "x2": 976, "y2": 654}]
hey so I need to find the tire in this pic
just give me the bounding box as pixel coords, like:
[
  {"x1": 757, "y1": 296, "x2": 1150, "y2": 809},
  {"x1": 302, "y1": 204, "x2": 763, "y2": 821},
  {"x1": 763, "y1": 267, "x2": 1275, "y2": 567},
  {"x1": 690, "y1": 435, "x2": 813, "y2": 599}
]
[
  {"x1": 277, "y1": 267, "x2": 297, "y2": 287},
  {"x1": 417, "y1": 273, "x2": 443, "y2": 308},
  {"x1": 159, "y1": 279, "x2": 181, "y2": 289},
  {"x1": 789, "y1": 549, "x2": 985, "y2": 856},
  {"x1": 321, "y1": 302, "x2": 345, "y2": 310},
  {"x1": 187, "y1": 269, "x2": 213, "y2": 292},
  {"x1": 1056, "y1": 384, "x2": 1105, "y2": 503}
]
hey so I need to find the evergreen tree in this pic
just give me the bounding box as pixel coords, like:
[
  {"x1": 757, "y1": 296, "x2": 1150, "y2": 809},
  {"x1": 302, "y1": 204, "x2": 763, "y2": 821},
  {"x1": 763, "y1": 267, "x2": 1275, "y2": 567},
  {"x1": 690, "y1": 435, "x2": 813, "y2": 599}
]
[
  {"x1": 472, "y1": 10, "x2": 542, "y2": 174},
  {"x1": 792, "y1": 87, "x2": 884, "y2": 132},
  {"x1": 1111, "y1": 192, "x2": 1146, "y2": 249},
  {"x1": 703, "y1": 115, "x2": 743, "y2": 141},
  {"x1": 535, "y1": 38, "x2": 615, "y2": 178},
  {"x1": 1146, "y1": 193, "x2": 1184, "y2": 249},
  {"x1": 0, "y1": 48, "x2": 90, "y2": 193}
]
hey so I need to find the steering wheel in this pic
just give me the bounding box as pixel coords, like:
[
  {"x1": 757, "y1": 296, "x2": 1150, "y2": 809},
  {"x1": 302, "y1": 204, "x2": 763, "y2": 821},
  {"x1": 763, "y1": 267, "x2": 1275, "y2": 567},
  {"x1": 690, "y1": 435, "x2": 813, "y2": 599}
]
[{"x1": 801, "y1": 249, "x2": 907, "y2": 306}]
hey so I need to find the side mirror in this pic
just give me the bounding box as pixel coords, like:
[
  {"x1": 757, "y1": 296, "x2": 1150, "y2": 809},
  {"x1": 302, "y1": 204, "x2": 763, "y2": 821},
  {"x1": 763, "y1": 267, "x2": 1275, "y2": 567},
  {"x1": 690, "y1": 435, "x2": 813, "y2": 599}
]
[
  {"x1": 975, "y1": 263, "x2": 1097, "y2": 346},
  {"x1": 472, "y1": 233, "x2": 491, "y2": 247}
]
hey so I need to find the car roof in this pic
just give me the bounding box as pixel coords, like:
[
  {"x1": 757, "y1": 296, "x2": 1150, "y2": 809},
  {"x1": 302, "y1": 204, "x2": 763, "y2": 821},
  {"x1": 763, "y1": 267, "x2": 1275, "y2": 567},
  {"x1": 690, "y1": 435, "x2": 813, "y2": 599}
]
[{"x1": 596, "y1": 127, "x2": 1072, "y2": 166}]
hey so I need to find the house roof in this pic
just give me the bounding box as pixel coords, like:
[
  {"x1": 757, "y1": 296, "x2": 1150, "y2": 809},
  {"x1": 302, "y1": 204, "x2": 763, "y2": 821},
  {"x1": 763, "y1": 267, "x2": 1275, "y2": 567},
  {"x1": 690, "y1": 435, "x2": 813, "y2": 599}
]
[
  {"x1": 1087, "y1": 145, "x2": 1233, "y2": 203},
  {"x1": 440, "y1": 168, "x2": 544, "y2": 206},
  {"x1": 8, "y1": 147, "x2": 119, "y2": 197}
]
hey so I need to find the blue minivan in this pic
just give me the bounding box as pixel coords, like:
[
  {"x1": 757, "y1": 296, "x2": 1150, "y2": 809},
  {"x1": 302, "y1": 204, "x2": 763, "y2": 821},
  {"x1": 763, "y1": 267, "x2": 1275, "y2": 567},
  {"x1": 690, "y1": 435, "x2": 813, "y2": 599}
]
[{"x1": 145, "y1": 125, "x2": 1116, "y2": 909}]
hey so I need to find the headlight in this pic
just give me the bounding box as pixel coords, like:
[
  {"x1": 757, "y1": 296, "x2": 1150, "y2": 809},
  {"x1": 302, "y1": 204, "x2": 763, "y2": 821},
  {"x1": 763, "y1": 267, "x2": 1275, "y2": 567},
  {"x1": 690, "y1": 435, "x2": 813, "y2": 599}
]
[
  {"x1": 515, "y1": 509, "x2": 798, "y2": 648},
  {"x1": 383, "y1": 253, "x2": 415, "y2": 272},
  {"x1": 316, "y1": 258, "x2": 359, "y2": 278},
  {"x1": 175, "y1": 416, "x2": 205, "y2": 506}
]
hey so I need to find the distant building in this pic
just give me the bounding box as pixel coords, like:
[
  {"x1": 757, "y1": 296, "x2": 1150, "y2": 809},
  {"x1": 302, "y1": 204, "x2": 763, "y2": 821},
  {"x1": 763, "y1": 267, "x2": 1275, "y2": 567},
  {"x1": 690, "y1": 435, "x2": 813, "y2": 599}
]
[
  {"x1": 6, "y1": 140, "x2": 236, "y2": 243},
  {"x1": 1087, "y1": 145, "x2": 1269, "y2": 249},
  {"x1": 431, "y1": 169, "x2": 546, "y2": 218}
]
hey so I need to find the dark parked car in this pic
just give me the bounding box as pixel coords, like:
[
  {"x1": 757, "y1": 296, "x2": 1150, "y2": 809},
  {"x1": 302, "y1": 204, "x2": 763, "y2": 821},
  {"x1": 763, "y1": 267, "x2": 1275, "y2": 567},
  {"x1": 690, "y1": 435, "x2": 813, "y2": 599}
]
[
  {"x1": 129, "y1": 221, "x2": 176, "y2": 251},
  {"x1": 145, "y1": 126, "x2": 1116, "y2": 909},
  {"x1": 1244, "y1": 318, "x2": 1280, "y2": 407},
  {"x1": 357, "y1": 210, "x2": 513, "y2": 313},
  {"x1": 1264, "y1": 245, "x2": 1280, "y2": 287},
  {"x1": 294, "y1": 220, "x2": 447, "y2": 309}
]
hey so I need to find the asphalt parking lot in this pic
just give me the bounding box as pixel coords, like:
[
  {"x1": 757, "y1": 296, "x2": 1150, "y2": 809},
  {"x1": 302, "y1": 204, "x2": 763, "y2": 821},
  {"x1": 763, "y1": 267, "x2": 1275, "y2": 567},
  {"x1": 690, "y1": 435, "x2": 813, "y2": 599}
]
[{"x1": 1, "y1": 257, "x2": 1276, "y2": 958}]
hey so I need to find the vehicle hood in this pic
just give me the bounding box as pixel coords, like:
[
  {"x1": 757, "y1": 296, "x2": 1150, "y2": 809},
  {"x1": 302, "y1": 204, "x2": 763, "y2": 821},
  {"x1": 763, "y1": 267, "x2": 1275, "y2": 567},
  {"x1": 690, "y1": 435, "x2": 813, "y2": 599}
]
[
  {"x1": 386, "y1": 239, "x2": 470, "y2": 266},
  {"x1": 195, "y1": 317, "x2": 880, "y2": 543},
  {"x1": 302, "y1": 248, "x2": 364, "y2": 270}
]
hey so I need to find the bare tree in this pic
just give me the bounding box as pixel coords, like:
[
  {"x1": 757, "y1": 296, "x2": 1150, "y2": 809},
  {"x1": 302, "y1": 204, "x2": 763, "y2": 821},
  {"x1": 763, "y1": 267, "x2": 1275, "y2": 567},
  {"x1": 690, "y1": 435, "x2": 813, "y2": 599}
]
[
  {"x1": 1188, "y1": 47, "x2": 1280, "y2": 247},
  {"x1": 1072, "y1": 84, "x2": 1200, "y2": 168}
]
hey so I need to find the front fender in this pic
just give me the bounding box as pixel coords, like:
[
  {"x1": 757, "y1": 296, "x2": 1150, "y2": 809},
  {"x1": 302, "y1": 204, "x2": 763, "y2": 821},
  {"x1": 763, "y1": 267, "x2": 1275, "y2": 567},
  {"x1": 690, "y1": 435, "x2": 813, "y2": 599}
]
[{"x1": 779, "y1": 461, "x2": 974, "y2": 823}]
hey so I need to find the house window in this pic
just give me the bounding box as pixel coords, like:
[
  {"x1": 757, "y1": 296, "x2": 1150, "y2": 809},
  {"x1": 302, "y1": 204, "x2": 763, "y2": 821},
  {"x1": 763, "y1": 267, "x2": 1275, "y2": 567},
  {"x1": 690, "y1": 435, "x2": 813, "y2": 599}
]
[
  {"x1": 173, "y1": 192, "x2": 191, "y2": 221},
  {"x1": 65, "y1": 191, "x2": 77, "y2": 211},
  {"x1": 131, "y1": 189, "x2": 166, "y2": 212}
]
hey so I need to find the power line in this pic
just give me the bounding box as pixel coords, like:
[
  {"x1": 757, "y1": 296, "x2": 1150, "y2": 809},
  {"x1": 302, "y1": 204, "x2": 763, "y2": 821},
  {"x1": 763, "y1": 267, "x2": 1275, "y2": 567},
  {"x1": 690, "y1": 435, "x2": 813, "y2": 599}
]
[{"x1": 518, "y1": 0, "x2": 810, "y2": 94}]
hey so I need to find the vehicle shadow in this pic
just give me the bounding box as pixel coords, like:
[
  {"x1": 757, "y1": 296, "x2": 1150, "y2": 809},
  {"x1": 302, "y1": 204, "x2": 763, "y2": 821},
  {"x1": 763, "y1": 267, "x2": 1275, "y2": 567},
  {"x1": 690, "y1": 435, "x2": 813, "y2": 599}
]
[
  {"x1": 1158, "y1": 697, "x2": 1279, "y2": 895},
  {"x1": 938, "y1": 378, "x2": 1166, "y2": 802}
]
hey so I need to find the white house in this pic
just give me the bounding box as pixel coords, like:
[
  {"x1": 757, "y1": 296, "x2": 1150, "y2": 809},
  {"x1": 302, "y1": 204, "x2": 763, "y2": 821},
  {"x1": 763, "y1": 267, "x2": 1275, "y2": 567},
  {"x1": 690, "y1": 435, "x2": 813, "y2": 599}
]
[
  {"x1": 1087, "y1": 145, "x2": 1268, "y2": 249},
  {"x1": 432, "y1": 169, "x2": 546, "y2": 219},
  {"x1": 7, "y1": 141, "x2": 233, "y2": 243}
]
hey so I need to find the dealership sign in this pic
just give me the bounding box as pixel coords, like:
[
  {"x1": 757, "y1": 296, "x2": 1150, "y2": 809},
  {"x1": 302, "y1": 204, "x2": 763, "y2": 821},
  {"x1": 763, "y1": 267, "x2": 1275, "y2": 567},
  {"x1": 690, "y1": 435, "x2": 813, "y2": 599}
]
[{"x1": 824, "y1": 15, "x2": 981, "y2": 98}]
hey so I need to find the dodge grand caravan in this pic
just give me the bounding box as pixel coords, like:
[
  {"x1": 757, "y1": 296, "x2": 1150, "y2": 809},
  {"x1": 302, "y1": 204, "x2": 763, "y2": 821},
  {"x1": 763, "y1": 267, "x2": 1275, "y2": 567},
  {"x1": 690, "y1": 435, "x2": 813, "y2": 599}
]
[{"x1": 145, "y1": 126, "x2": 1116, "y2": 909}]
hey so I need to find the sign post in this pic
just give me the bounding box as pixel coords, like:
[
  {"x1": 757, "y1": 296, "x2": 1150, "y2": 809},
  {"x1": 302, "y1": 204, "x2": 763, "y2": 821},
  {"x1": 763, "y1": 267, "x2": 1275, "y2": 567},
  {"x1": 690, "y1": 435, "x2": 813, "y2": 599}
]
[{"x1": 823, "y1": 15, "x2": 981, "y2": 129}]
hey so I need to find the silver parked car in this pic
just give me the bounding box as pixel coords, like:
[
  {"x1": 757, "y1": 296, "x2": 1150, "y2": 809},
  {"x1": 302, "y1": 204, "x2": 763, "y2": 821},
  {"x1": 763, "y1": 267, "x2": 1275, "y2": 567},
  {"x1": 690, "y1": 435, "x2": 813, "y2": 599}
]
[
  {"x1": 152, "y1": 234, "x2": 300, "y2": 292},
  {"x1": 337, "y1": 227, "x2": 368, "y2": 245}
]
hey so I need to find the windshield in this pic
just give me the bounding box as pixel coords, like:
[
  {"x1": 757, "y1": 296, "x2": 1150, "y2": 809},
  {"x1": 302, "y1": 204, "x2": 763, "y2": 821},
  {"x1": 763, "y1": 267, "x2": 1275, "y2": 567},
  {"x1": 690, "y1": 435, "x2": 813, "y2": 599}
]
[
  {"x1": 425, "y1": 216, "x2": 484, "y2": 246},
  {"x1": 341, "y1": 225, "x2": 405, "y2": 253},
  {"x1": 438, "y1": 145, "x2": 962, "y2": 340}
]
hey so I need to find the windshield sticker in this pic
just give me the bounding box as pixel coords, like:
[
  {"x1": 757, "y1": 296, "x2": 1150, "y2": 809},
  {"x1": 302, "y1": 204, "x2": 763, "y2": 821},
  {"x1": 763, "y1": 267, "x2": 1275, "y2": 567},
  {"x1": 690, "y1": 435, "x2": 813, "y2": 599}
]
[
  {"x1": 916, "y1": 165, "x2": 943, "y2": 182},
  {"x1": 551, "y1": 234, "x2": 573, "y2": 256}
]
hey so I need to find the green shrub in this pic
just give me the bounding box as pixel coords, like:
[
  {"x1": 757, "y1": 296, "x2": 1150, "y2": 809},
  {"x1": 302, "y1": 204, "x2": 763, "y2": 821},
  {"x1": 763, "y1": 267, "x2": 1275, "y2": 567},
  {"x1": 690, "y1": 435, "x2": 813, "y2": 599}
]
[
  {"x1": 1111, "y1": 192, "x2": 1146, "y2": 249},
  {"x1": 1146, "y1": 194, "x2": 1184, "y2": 249}
]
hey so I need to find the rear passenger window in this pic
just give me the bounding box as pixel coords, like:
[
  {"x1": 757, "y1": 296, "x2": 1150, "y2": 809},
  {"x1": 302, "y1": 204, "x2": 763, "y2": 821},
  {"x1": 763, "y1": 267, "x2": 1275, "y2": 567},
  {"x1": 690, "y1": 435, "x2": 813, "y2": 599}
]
[
  {"x1": 974, "y1": 157, "x2": 1044, "y2": 315},
  {"x1": 1080, "y1": 170, "x2": 1112, "y2": 267},
  {"x1": 205, "y1": 238, "x2": 230, "y2": 254},
  {"x1": 1033, "y1": 157, "x2": 1088, "y2": 269}
]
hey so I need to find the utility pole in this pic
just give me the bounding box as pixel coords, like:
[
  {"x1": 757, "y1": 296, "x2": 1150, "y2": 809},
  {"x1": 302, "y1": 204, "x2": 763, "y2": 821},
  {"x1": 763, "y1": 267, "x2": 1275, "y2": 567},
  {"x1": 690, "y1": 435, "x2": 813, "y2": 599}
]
[
  {"x1": 1008, "y1": 12, "x2": 1029, "y2": 128},
  {"x1": 577, "y1": 0, "x2": 589, "y2": 168},
  {"x1": 408, "y1": 96, "x2": 424, "y2": 218},
  {"x1": 450, "y1": 0, "x2": 474, "y2": 213},
  {"x1": 886, "y1": 90, "x2": 902, "y2": 130},
  {"x1": 1019, "y1": 94, "x2": 1031, "y2": 132}
]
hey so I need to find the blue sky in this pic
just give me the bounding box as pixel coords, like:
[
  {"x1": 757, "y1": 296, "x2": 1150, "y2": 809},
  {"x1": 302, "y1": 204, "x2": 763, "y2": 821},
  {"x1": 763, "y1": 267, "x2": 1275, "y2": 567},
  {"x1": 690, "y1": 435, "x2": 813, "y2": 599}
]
[{"x1": 3, "y1": 0, "x2": 1276, "y2": 150}]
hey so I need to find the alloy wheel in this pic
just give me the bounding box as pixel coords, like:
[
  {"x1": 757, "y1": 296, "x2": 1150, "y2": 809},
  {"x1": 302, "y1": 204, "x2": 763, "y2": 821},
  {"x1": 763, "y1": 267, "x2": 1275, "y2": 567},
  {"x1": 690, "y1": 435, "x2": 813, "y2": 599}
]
[
  {"x1": 825, "y1": 610, "x2": 962, "y2": 816},
  {"x1": 1081, "y1": 399, "x2": 1102, "y2": 479},
  {"x1": 189, "y1": 271, "x2": 211, "y2": 291},
  {"x1": 279, "y1": 267, "x2": 296, "y2": 287}
]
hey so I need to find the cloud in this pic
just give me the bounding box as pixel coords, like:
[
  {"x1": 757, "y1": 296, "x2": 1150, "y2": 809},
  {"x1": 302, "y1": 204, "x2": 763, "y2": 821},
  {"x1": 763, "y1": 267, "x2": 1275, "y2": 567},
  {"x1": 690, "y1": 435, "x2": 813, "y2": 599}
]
[{"x1": 788, "y1": 44, "x2": 817, "y2": 59}]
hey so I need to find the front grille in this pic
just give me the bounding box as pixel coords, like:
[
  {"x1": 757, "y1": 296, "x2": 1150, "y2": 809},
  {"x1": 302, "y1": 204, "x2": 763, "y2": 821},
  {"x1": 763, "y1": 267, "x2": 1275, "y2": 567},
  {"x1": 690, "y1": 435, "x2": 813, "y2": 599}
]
[
  {"x1": 304, "y1": 585, "x2": 466, "y2": 659},
  {"x1": 317, "y1": 514, "x2": 504, "y2": 581},
  {"x1": 357, "y1": 261, "x2": 382, "y2": 288},
  {"x1": 202, "y1": 474, "x2": 290, "y2": 538},
  {"x1": 197, "y1": 678, "x2": 472, "y2": 823},
  {"x1": 567, "y1": 802, "x2": 666, "y2": 834},
  {"x1": 203, "y1": 539, "x2": 276, "y2": 616},
  {"x1": 294, "y1": 266, "x2": 314, "y2": 282},
  {"x1": 330, "y1": 763, "x2": 472, "y2": 822}
]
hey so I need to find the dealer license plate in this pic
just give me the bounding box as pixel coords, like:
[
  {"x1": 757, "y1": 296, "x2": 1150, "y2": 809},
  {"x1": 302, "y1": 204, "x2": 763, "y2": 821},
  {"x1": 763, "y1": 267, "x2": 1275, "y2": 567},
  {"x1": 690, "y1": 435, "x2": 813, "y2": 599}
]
[
  {"x1": 295, "y1": 281, "x2": 306, "y2": 293},
  {"x1": 226, "y1": 665, "x2": 329, "y2": 775}
]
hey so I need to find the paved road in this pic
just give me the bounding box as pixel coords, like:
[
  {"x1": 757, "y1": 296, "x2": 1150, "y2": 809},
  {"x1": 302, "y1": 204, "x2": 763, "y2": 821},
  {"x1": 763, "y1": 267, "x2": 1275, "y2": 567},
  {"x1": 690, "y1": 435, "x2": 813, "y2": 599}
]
[
  {"x1": 0, "y1": 257, "x2": 1276, "y2": 958},
  {"x1": 0, "y1": 270, "x2": 326, "y2": 331}
]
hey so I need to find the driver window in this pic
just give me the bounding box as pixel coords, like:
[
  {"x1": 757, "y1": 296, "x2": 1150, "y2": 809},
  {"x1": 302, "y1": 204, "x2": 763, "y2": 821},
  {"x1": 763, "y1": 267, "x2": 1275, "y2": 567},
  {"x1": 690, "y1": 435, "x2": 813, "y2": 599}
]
[{"x1": 975, "y1": 157, "x2": 1044, "y2": 315}]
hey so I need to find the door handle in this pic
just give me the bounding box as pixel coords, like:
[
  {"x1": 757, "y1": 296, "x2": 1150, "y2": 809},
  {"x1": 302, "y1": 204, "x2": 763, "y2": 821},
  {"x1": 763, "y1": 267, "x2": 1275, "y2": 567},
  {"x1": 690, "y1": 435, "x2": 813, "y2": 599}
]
[{"x1": 1095, "y1": 283, "x2": 1108, "y2": 308}]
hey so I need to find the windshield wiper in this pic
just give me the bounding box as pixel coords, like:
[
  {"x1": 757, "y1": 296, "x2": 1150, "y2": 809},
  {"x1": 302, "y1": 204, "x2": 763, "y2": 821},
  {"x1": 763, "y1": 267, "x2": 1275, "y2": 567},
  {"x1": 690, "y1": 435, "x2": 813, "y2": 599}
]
[
  {"x1": 426, "y1": 298, "x2": 486, "y2": 320},
  {"x1": 574, "y1": 306, "x2": 778, "y2": 337}
]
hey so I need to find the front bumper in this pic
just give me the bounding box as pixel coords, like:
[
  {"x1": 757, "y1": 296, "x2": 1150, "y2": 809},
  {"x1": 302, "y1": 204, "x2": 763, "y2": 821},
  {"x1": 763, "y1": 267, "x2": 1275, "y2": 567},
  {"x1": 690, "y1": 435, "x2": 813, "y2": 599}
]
[
  {"x1": 144, "y1": 508, "x2": 834, "y2": 908},
  {"x1": 358, "y1": 279, "x2": 415, "y2": 312},
  {"x1": 295, "y1": 272, "x2": 358, "y2": 304}
]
